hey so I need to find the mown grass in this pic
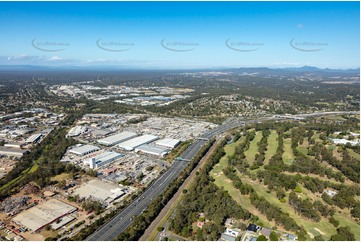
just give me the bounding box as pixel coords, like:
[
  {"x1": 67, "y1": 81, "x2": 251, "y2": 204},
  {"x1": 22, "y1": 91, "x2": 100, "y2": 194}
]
[
  {"x1": 210, "y1": 136, "x2": 274, "y2": 228},
  {"x1": 264, "y1": 130, "x2": 278, "y2": 165},
  {"x1": 282, "y1": 138, "x2": 294, "y2": 165},
  {"x1": 244, "y1": 131, "x2": 262, "y2": 164},
  {"x1": 211, "y1": 129, "x2": 360, "y2": 241}
]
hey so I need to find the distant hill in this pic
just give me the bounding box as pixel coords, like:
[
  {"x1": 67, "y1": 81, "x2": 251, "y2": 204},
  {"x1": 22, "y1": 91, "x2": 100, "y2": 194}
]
[
  {"x1": 226, "y1": 66, "x2": 360, "y2": 77},
  {"x1": 0, "y1": 65, "x2": 359, "y2": 77}
]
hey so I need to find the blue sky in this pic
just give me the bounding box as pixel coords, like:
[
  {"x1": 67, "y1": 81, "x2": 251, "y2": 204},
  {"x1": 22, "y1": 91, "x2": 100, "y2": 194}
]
[{"x1": 0, "y1": 1, "x2": 359, "y2": 69}]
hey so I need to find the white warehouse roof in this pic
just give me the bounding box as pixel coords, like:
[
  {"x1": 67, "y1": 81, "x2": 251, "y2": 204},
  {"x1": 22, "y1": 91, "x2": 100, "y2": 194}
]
[
  {"x1": 67, "y1": 125, "x2": 87, "y2": 137},
  {"x1": 69, "y1": 144, "x2": 100, "y2": 156},
  {"x1": 13, "y1": 199, "x2": 77, "y2": 232},
  {"x1": 118, "y1": 134, "x2": 159, "y2": 151},
  {"x1": 155, "y1": 138, "x2": 180, "y2": 149},
  {"x1": 73, "y1": 179, "x2": 125, "y2": 205},
  {"x1": 84, "y1": 151, "x2": 124, "y2": 169},
  {"x1": 135, "y1": 144, "x2": 169, "y2": 157},
  {"x1": 97, "y1": 131, "x2": 137, "y2": 146},
  {"x1": 92, "y1": 151, "x2": 123, "y2": 163},
  {"x1": 25, "y1": 133, "x2": 42, "y2": 143}
]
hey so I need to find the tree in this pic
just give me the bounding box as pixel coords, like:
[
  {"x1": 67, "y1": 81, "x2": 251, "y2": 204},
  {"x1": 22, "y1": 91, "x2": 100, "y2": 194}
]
[
  {"x1": 57, "y1": 179, "x2": 66, "y2": 188},
  {"x1": 294, "y1": 186, "x2": 302, "y2": 193},
  {"x1": 86, "y1": 169, "x2": 97, "y2": 177},
  {"x1": 314, "y1": 235, "x2": 324, "y2": 241},
  {"x1": 330, "y1": 227, "x2": 355, "y2": 241},
  {"x1": 157, "y1": 227, "x2": 164, "y2": 232},
  {"x1": 270, "y1": 231, "x2": 278, "y2": 241},
  {"x1": 351, "y1": 206, "x2": 360, "y2": 218},
  {"x1": 329, "y1": 217, "x2": 340, "y2": 227},
  {"x1": 257, "y1": 235, "x2": 268, "y2": 241}
]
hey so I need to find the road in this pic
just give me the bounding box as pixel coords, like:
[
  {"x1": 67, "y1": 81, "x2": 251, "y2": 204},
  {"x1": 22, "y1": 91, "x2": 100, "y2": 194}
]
[
  {"x1": 86, "y1": 110, "x2": 358, "y2": 241},
  {"x1": 85, "y1": 119, "x2": 246, "y2": 241},
  {"x1": 85, "y1": 158, "x2": 189, "y2": 241}
]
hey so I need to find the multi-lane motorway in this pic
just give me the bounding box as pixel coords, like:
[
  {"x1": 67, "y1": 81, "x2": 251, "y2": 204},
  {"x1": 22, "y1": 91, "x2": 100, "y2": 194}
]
[
  {"x1": 86, "y1": 157, "x2": 189, "y2": 241},
  {"x1": 85, "y1": 119, "x2": 246, "y2": 241},
  {"x1": 86, "y1": 111, "x2": 358, "y2": 241}
]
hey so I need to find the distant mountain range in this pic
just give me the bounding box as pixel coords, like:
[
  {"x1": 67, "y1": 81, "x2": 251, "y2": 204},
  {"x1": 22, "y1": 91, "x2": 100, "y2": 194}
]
[
  {"x1": 227, "y1": 65, "x2": 360, "y2": 77},
  {"x1": 0, "y1": 65, "x2": 359, "y2": 75}
]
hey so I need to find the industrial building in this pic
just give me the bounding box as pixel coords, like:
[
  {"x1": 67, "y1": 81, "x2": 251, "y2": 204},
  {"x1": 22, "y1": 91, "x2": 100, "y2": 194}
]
[
  {"x1": 118, "y1": 134, "x2": 159, "y2": 151},
  {"x1": 84, "y1": 151, "x2": 124, "y2": 169},
  {"x1": 91, "y1": 128, "x2": 114, "y2": 137},
  {"x1": 0, "y1": 147, "x2": 28, "y2": 158},
  {"x1": 155, "y1": 138, "x2": 180, "y2": 149},
  {"x1": 13, "y1": 199, "x2": 77, "y2": 232},
  {"x1": 135, "y1": 144, "x2": 169, "y2": 157},
  {"x1": 73, "y1": 179, "x2": 126, "y2": 205},
  {"x1": 66, "y1": 125, "x2": 87, "y2": 137},
  {"x1": 69, "y1": 144, "x2": 100, "y2": 156},
  {"x1": 4, "y1": 142, "x2": 23, "y2": 149},
  {"x1": 25, "y1": 133, "x2": 43, "y2": 143},
  {"x1": 97, "y1": 131, "x2": 137, "y2": 146}
]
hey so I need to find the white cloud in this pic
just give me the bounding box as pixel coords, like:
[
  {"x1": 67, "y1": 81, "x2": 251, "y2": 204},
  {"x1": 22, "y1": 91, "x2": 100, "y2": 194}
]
[{"x1": 49, "y1": 56, "x2": 62, "y2": 61}]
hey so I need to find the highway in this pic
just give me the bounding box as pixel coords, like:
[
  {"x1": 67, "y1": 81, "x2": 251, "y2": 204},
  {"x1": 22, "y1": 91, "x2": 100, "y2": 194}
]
[
  {"x1": 85, "y1": 120, "x2": 246, "y2": 241},
  {"x1": 86, "y1": 158, "x2": 189, "y2": 241},
  {"x1": 86, "y1": 110, "x2": 358, "y2": 241}
]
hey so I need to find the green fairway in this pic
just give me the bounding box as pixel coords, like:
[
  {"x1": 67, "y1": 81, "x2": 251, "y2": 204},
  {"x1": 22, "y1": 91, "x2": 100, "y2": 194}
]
[
  {"x1": 264, "y1": 130, "x2": 278, "y2": 165},
  {"x1": 296, "y1": 146, "x2": 308, "y2": 156},
  {"x1": 238, "y1": 175, "x2": 338, "y2": 240},
  {"x1": 212, "y1": 171, "x2": 274, "y2": 228},
  {"x1": 282, "y1": 138, "x2": 294, "y2": 165},
  {"x1": 334, "y1": 213, "x2": 360, "y2": 241},
  {"x1": 211, "y1": 135, "x2": 246, "y2": 174},
  {"x1": 312, "y1": 132, "x2": 322, "y2": 143},
  {"x1": 244, "y1": 131, "x2": 262, "y2": 164},
  {"x1": 210, "y1": 136, "x2": 275, "y2": 228}
]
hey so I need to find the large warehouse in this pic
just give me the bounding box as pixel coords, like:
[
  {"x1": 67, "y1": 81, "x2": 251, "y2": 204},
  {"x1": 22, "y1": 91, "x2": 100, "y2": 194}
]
[
  {"x1": 135, "y1": 144, "x2": 169, "y2": 157},
  {"x1": 13, "y1": 199, "x2": 77, "y2": 232},
  {"x1": 73, "y1": 179, "x2": 126, "y2": 205},
  {"x1": 25, "y1": 133, "x2": 43, "y2": 143},
  {"x1": 155, "y1": 138, "x2": 180, "y2": 149},
  {"x1": 84, "y1": 151, "x2": 124, "y2": 169},
  {"x1": 66, "y1": 125, "x2": 87, "y2": 137},
  {"x1": 97, "y1": 131, "x2": 137, "y2": 146},
  {"x1": 118, "y1": 134, "x2": 159, "y2": 151},
  {"x1": 69, "y1": 144, "x2": 100, "y2": 156}
]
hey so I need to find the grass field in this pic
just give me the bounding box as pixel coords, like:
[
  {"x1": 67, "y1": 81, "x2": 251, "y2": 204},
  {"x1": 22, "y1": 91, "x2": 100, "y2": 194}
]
[
  {"x1": 282, "y1": 138, "x2": 294, "y2": 165},
  {"x1": 238, "y1": 175, "x2": 339, "y2": 240},
  {"x1": 210, "y1": 136, "x2": 275, "y2": 228},
  {"x1": 312, "y1": 132, "x2": 322, "y2": 143},
  {"x1": 211, "y1": 128, "x2": 360, "y2": 241},
  {"x1": 264, "y1": 130, "x2": 278, "y2": 165},
  {"x1": 296, "y1": 146, "x2": 308, "y2": 156},
  {"x1": 334, "y1": 213, "x2": 360, "y2": 240},
  {"x1": 244, "y1": 131, "x2": 262, "y2": 164},
  {"x1": 52, "y1": 172, "x2": 71, "y2": 182},
  {"x1": 40, "y1": 229, "x2": 58, "y2": 239}
]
